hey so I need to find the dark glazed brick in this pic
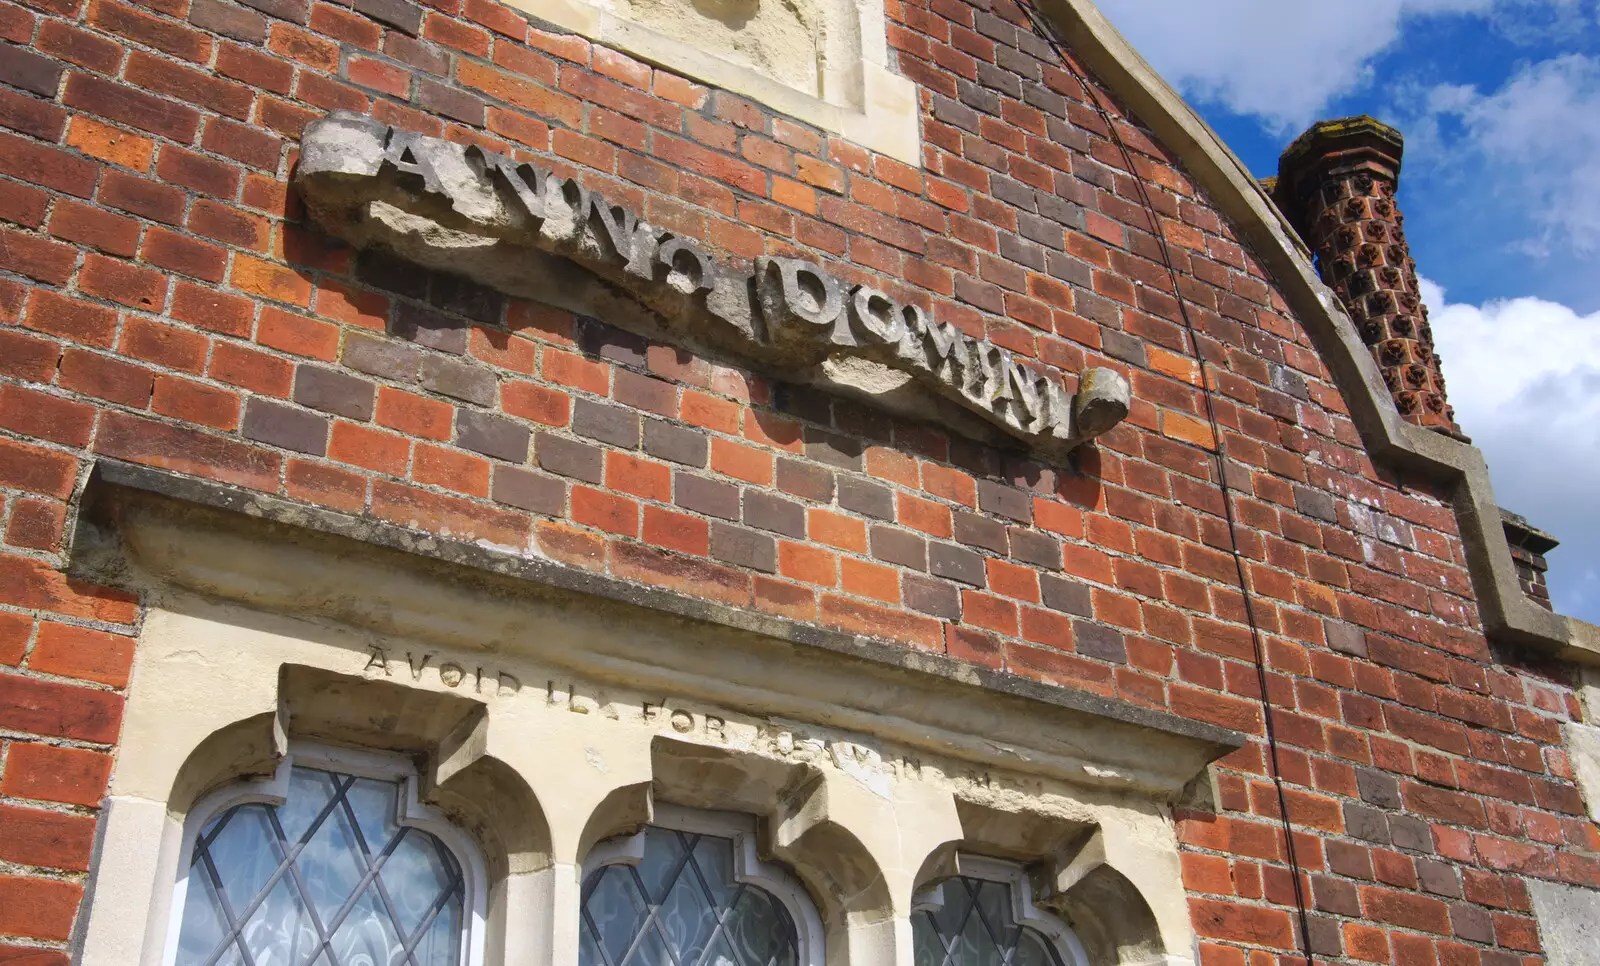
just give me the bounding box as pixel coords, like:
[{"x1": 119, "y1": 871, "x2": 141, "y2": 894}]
[
  {"x1": 1041, "y1": 574, "x2": 1091, "y2": 616},
  {"x1": 358, "y1": 249, "x2": 431, "y2": 301},
  {"x1": 236, "y1": 0, "x2": 309, "y2": 23},
  {"x1": 1326, "y1": 619, "x2": 1368, "y2": 657},
  {"x1": 954, "y1": 512, "x2": 1007, "y2": 553},
  {"x1": 803, "y1": 429, "x2": 863, "y2": 470},
  {"x1": 344, "y1": 333, "x2": 422, "y2": 382},
  {"x1": 1356, "y1": 768, "x2": 1401, "y2": 809},
  {"x1": 1305, "y1": 916, "x2": 1342, "y2": 957},
  {"x1": 1389, "y1": 814, "x2": 1432, "y2": 853},
  {"x1": 0, "y1": 44, "x2": 64, "y2": 97},
  {"x1": 575, "y1": 316, "x2": 646, "y2": 367},
  {"x1": 493, "y1": 465, "x2": 563, "y2": 515},
  {"x1": 676, "y1": 472, "x2": 739, "y2": 521},
  {"x1": 1100, "y1": 328, "x2": 1146, "y2": 367},
  {"x1": 773, "y1": 384, "x2": 833, "y2": 425},
  {"x1": 1016, "y1": 212, "x2": 1064, "y2": 250},
  {"x1": 458, "y1": 410, "x2": 530, "y2": 462},
  {"x1": 710, "y1": 523, "x2": 775, "y2": 573},
  {"x1": 430, "y1": 273, "x2": 503, "y2": 324},
  {"x1": 930, "y1": 95, "x2": 979, "y2": 134},
  {"x1": 420, "y1": 356, "x2": 496, "y2": 406},
  {"x1": 1046, "y1": 251, "x2": 1093, "y2": 287},
  {"x1": 416, "y1": 79, "x2": 484, "y2": 126},
  {"x1": 1344, "y1": 803, "x2": 1390, "y2": 845},
  {"x1": 744, "y1": 492, "x2": 805, "y2": 538},
  {"x1": 930, "y1": 543, "x2": 984, "y2": 587},
  {"x1": 977, "y1": 479, "x2": 1031, "y2": 522},
  {"x1": 242, "y1": 399, "x2": 328, "y2": 455},
  {"x1": 998, "y1": 234, "x2": 1045, "y2": 272},
  {"x1": 871, "y1": 526, "x2": 926, "y2": 571},
  {"x1": 1073, "y1": 622, "x2": 1126, "y2": 664},
  {"x1": 1416, "y1": 858, "x2": 1461, "y2": 898},
  {"x1": 837, "y1": 477, "x2": 892, "y2": 521},
  {"x1": 614, "y1": 369, "x2": 677, "y2": 416},
  {"x1": 573, "y1": 398, "x2": 640, "y2": 448},
  {"x1": 1450, "y1": 904, "x2": 1494, "y2": 944},
  {"x1": 643, "y1": 419, "x2": 706, "y2": 467},
  {"x1": 904, "y1": 574, "x2": 960, "y2": 620},
  {"x1": 1009, "y1": 528, "x2": 1060, "y2": 569},
  {"x1": 536, "y1": 433, "x2": 602, "y2": 484},
  {"x1": 355, "y1": 0, "x2": 423, "y2": 34},
  {"x1": 776, "y1": 458, "x2": 833, "y2": 501},
  {"x1": 189, "y1": 0, "x2": 267, "y2": 43},
  {"x1": 1294, "y1": 485, "x2": 1339, "y2": 523},
  {"x1": 393, "y1": 301, "x2": 467, "y2": 353},
  {"x1": 294, "y1": 366, "x2": 375, "y2": 421}
]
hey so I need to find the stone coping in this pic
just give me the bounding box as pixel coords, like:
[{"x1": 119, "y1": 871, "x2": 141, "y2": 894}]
[
  {"x1": 69, "y1": 458, "x2": 1246, "y2": 778},
  {"x1": 1043, "y1": 0, "x2": 1600, "y2": 666}
]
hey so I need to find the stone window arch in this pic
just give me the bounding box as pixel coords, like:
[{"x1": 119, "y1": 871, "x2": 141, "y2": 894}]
[
  {"x1": 911, "y1": 857, "x2": 1088, "y2": 966},
  {"x1": 579, "y1": 804, "x2": 826, "y2": 966},
  {"x1": 167, "y1": 743, "x2": 490, "y2": 966}
]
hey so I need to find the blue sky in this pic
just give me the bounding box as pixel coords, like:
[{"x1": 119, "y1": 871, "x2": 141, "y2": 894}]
[{"x1": 1094, "y1": 0, "x2": 1600, "y2": 621}]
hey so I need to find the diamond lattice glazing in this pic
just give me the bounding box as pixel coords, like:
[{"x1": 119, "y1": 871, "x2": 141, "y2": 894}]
[
  {"x1": 912, "y1": 877, "x2": 1061, "y2": 966},
  {"x1": 580, "y1": 827, "x2": 799, "y2": 966},
  {"x1": 175, "y1": 766, "x2": 466, "y2": 966}
]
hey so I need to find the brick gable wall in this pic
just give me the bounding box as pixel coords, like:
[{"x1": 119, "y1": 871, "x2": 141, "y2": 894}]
[{"x1": 0, "y1": 0, "x2": 1595, "y2": 962}]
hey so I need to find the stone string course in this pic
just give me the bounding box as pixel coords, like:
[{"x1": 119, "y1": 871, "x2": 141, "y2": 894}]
[{"x1": 0, "y1": 0, "x2": 1592, "y2": 964}]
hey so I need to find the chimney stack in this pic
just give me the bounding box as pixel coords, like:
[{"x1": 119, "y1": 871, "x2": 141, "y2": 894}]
[{"x1": 1276, "y1": 116, "x2": 1461, "y2": 436}]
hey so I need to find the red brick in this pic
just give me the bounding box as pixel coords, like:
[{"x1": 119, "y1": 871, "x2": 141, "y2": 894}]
[
  {"x1": 371, "y1": 480, "x2": 531, "y2": 548},
  {"x1": 0, "y1": 227, "x2": 75, "y2": 285},
  {"x1": 47, "y1": 199, "x2": 139, "y2": 256},
  {"x1": 217, "y1": 42, "x2": 293, "y2": 94},
  {"x1": 375, "y1": 387, "x2": 453, "y2": 440},
  {"x1": 257, "y1": 307, "x2": 337, "y2": 360},
  {"x1": 285, "y1": 459, "x2": 366, "y2": 513},
  {"x1": 155, "y1": 144, "x2": 241, "y2": 198},
  {"x1": 99, "y1": 169, "x2": 187, "y2": 225},
  {"x1": 642, "y1": 505, "x2": 708, "y2": 556},
  {"x1": 0, "y1": 742, "x2": 112, "y2": 806},
  {"x1": 202, "y1": 117, "x2": 282, "y2": 172},
  {"x1": 0, "y1": 874, "x2": 84, "y2": 941},
  {"x1": 0, "y1": 672, "x2": 123, "y2": 745},
  {"x1": 39, "y1": 21, "x2": 125, "y2": 75},
  {"x1": 95, "y1": 410, "x2": 281, "y2": 491},
  {"x1": 23, "y1": 290, "x2": 115, "y2": 347},
  {"x1": 232, "y1": 255, "x2": 312, "y2": 307},
  {"x1": 820, "y1": 594, "x2": 941, "y2": 649},
  {"x1": 140, "y1": 227, "x2": 227, "y2": 282},
  {"x1": 79, "y1": 253, "x2": 166, "y2": 310},
  {"x1": 0, "y1": 131, "x2": 97, "y2": 199},
  {"x1": 0, "y1": 556, "x2": 137, "y2": 625},
  {"x1": 88, "y1": 0, "x2": 212, "y2": 62},
  {"x1": 329, "y1": 421, "x2": 410, "y2": 475},
  {"x1": 210, "y1": 341, "x2": 292, "y2": 397},
  {"x1": 29, "y1": 622, "x2": 134, "y2": 687},
  {"x1": 171, "y1": 281, "x2": 254, "y2": 336},
  {"x1": 572, "y1": 485, "x2": 639, "y2": 536},
  {"x1": 0, "y1": 438, "x2": 76, "y2": 498},
  {"x1": 0, "y1": 385, "x2": 95, "y2": 447},
  {"x1": 152, "y1": 374, "x2": 241, "y2": 429},
  {"x1": 63, "y1": 72, "x2": 199, "y2": 142},
  {"x1": 412, "y1": 443, "x2": 490, "y2": 497},
  {"x1": 189, "y1": 199, "x2": 269, "y2": 250},
  {"x1": 4, "y1": 498, "x2": 65, "y2": 551},
  {"x1": 610, "y1": 541, "x2": 750, "y2": 606}
]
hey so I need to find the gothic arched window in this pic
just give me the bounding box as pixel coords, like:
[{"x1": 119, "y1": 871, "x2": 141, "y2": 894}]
[
  {"x1": 912, "y1": 859, "x2": 1085, "y2": 966},
  {"x1": 580, "y1": 809, "x2": 822, "y2": 966},
  {"x1": 169, "y1": 749, "x2": 484, "y2": 966}
]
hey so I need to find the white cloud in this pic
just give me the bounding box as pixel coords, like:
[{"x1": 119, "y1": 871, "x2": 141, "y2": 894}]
[
  {"x1": 1094, "y1": 0, "x2": 1496, "y2": 128},
  {"x1": 1405, "y1": 54, "x2": 1600, "y2": 256},
  {"x1": 1422, "y1": 278, "x2": 1600, "y2": 619}
]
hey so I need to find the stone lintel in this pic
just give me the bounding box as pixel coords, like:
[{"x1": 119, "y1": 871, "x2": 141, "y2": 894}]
[{"x1": 69, "y1": 458, "x2": 1245, "y2": 800}]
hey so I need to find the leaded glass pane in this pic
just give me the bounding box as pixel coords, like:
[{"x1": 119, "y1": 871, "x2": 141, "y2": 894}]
[
  {"x1": 912, "y1": 877, "x2": 1064, "y2": 966},
  {"x1": 580, "y1": 826, "x2": 802, "y2": 966},
  {"x1": 174, "y1": 765, "x2": 468, "y2": 966}
]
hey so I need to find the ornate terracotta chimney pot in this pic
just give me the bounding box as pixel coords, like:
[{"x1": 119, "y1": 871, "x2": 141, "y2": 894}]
[{"x1": 1277, "y1": 116, "x2": 1463, "y2": 436}]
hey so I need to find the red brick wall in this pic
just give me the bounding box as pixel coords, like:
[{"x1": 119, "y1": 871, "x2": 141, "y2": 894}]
[{"x1": 0, "y1": 0, "x2": 1595, "y2": 962}]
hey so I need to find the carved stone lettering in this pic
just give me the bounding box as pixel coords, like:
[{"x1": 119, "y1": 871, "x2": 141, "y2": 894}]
[{"x1": 296, "y1": 114, "x2": 1131, "y2": 461}]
